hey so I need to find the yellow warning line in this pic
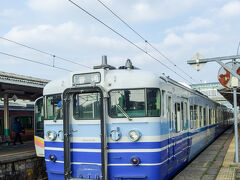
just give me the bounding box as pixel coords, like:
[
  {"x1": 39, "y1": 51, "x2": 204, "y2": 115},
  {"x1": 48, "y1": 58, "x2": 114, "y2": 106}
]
[{"x1": 0, "y1": 150, "x2": 35, "y2": 157}]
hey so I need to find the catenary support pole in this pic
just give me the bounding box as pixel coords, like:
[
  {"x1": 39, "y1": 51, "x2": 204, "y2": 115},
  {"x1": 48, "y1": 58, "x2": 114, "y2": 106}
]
[
  {"x1": 233, "y1": 88, "x2": 239, "y2": 163},
  {"x1": 4, "y1": 94, "x2": 10, "y2": 146}
]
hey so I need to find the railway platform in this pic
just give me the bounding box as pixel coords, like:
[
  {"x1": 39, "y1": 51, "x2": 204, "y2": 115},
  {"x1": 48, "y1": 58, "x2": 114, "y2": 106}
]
[
  {"x1": 173, "y1": 126, "x2": 240, "y2": 180},
  {"x1": 0, "y1": 140, "x2": 47, "y2": 179}
]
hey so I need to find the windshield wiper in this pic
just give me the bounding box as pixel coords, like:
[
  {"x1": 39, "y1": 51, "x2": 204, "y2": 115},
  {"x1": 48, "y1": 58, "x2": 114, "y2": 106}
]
[{"x1": 116, "y1": 104, "x2": 132, "y2": 121}]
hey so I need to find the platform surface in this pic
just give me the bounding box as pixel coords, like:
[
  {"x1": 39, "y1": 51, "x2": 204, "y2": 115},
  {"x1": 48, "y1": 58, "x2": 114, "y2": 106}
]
[
  {"x1": 173, "y1": 126, "x2": 240, "y2": 180},
  {"x1": 0, "y1": 140, "x2": 36, "y2": 164}
]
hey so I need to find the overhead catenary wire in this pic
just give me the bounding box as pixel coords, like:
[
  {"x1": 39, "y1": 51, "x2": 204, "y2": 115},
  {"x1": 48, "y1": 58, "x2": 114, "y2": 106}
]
[
  {"x1": 0, "y1": 36, "x2": 91, "y2": 69},
  {"x1": 96, "y1": 0, "x2": 197, "y2": 83},
  {"x1": 0, "y1": 51, "x2": 71, "y2": 72},
  {"x1": 67, "y1": 0, "x2": 193, "y2": 84}
]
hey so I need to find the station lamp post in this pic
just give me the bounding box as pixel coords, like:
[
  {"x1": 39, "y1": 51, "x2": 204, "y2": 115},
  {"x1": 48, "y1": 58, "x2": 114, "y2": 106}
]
[{"x1": 188, "y1": 53, "x2": 240, "y2": 163}]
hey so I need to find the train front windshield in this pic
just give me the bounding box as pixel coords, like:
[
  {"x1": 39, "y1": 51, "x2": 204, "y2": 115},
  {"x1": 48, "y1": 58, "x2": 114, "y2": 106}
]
[
  {"x1": 109, "y1": 88, "x2": 161, "y2": 118},
  {"x1": 73, "y1": 92, "x2": 101, "y2": 120}
]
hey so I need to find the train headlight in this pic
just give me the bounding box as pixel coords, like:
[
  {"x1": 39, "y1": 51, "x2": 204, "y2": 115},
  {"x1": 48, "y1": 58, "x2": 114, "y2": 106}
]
[
  {"x1": 128, "y1": 130, "x2": 141, "y2": 142},
  {"x1": 110, "y1": 128, "x2": 122, "y2": 141},
  {"x1": 46, "y1": 131, "x2": 57, "y2": 141}
]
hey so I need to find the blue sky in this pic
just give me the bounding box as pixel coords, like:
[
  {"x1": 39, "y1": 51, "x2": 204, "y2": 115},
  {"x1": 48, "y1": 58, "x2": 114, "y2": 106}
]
[{"x1": 0, "y1": 0, "x2": 240, "y2": 84}]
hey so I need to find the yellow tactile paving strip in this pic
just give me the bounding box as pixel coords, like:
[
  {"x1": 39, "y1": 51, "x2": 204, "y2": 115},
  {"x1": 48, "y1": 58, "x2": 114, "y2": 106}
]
[
  {"x1": 216, "y1": 167, "x2": 235, "y2": 180},
  {"x1": 216, "y1": 127, "x2": 240, "y2": 180},
  {"x1": 222, "y1": 136, "x2": 235, "y2": 167}
]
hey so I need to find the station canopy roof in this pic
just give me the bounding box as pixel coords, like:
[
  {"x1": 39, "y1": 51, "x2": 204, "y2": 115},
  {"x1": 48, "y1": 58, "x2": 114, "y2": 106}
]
[
  {"x1": 218, "y1": 88, "x2": 240, "y2": 107},
  {"x1": 0, "y1": 71, "x2": 49, "y2": 101}
]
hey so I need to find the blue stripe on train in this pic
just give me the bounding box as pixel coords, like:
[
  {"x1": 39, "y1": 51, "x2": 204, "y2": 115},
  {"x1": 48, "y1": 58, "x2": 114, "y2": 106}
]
[{"x1": 45, "y1": 149, "x2": 169, "y2": 164}]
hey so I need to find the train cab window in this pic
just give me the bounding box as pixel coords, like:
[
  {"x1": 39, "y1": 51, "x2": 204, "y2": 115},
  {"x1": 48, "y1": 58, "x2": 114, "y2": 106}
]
[
  {"x1": 73, "y1": 92, "x2": 100, "y2": 120},
  {"x1": 46, "y1": 94, "x2": 62, "y2": 120},
  {"x1": 109, "y1": 88, "x2": 160, "y2": 118},
  {"x1": 175, "y1": 103, "x2": 181, "y2": 132},
  {"x1": 35, "y1": 97, "x2": 44, "y2": 138}
]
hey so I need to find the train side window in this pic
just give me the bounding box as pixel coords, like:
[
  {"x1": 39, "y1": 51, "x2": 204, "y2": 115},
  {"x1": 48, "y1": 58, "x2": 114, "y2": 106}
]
[
  {"x1": 199, "y1": 106, "x2": 203, "y2": 127},
  {"x1": 184, "y1": 102, "x2": 188, "y2": 130},
  {"x1": 175, "y1": 103, "x2": 181, "y2": 132},
  {"x1": 190, "y1": 105, "x2": 194, "y2": 129},
  {"x1": 168, "y1": 96, "x2": 173, "y2": 130},
  {"x1": 147, "y1": 89, "x2": 161, "y2": 117},
  {"x1": 209, "y1": 109, "x2": 212, "y2": 125},
  {"x1": 46, "y1": 94, "x2": 62, "y2": 120},
  {"x1": 213, "y1": 109, "x2": 216, "y2": 124},
  {"x1": 181, "y1": 102, "x2": 187, "y2": 131},
  {"x1": 162, "y1": 90, "x2": 165, "y2": 117},
  {"x1": 190, "y1": 105, "x2": 198, "y2": 129},
  {"x1": 18, "y1": 116, "x2": 33, "y2": 129},
  {"x1": 194, "y1": 105, "x2": 199, "y2": 128},
  {"x1": 0, "y1": 116, "x2": 3, "y2": 135},
  {"x1": 203, "y1": 107, "x2": 206, "y2": 126}
]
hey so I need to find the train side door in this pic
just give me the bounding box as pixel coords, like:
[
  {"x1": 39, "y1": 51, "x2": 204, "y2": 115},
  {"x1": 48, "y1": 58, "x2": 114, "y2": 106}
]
[
  {"x1": 63, "y1": 88, "x2": 107, "y2": 180},
  {"x1": 167, "y1": 95, "x2": 174, "y2": 172}
]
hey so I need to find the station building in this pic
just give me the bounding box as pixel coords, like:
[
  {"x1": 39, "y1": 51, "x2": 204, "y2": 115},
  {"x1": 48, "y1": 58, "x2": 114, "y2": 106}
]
[{"x1": 190, "y1": 82, "x2": 233, "y2": 108}]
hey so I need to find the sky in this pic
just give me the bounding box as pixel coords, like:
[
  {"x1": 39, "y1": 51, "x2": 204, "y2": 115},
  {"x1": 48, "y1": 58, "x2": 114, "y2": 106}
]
[{"x1": 0, "y1": 0, "x2": 240, "y2": 84}]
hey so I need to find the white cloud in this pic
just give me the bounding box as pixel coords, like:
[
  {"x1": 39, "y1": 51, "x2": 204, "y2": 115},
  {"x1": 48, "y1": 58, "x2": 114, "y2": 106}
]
[
  {"x1": 0, "y1": 9, "x2": 20, "y2": 17},
  {"x1": 163, "y1": 33, "x2": 183, "y2": 46},
  {"x1": 163, "y1": 32, "x2": 219, "y2": 48},
  {"x1": 4, "y1": 22, "x2": 84, "y2": 43},
  {"x1": 220, "y1": 1, "x2": 240, "y2": 17},
  {"x1": 166, "y1": 17, "x2": 212, "y2": 33},
  {"x1": 130, "y1": 2, "x2": 158, "y2": 22},
  {"x1": 27, "y1": 0, "x2": 204, "y2": 23},
  {"x1": 183, "y1": 32, "x2": 220, "y2": 44},
  {"x1": 28, "y1": 0, "x2": 70, "y2": 12}
]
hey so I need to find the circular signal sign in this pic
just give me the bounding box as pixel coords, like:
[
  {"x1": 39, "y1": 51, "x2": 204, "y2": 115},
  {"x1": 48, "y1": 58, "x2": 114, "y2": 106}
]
[{"x1": 218, "y1": 61, "x2": 240, "y2": 88}]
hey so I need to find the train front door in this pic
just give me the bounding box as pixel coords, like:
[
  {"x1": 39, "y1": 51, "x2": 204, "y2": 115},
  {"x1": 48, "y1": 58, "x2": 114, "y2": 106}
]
[{"x1": 63, "y1": 87, "x2": 107, "y2": 180}]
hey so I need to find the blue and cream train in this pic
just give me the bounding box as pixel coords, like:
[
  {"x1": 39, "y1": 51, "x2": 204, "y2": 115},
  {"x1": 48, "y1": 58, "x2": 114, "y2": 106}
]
[{"x1": 34, "y1": 57, "x2": 233, "y2": 180}]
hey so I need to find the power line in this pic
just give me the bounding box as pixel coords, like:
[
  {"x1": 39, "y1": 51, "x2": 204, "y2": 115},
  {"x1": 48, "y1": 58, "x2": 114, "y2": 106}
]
[
  {"x1": 0, "y1": 36, "x2": 91, "y2": 69},
  {"x1": 67, "y1": 0, "x2": 193, "y2": 84},
  {"x1": 0, "y1": 51, "x2": 71, "y2": 72},
  {"x1": 96, "y1": 0, "x2": 197, "y2": 83}
]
